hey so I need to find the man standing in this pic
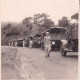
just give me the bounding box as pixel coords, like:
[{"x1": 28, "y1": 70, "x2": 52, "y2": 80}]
[
  {"x1": 22, "y1": 39, "x2": 25, "y2": 47},
  {"x1": 44, "y1": 32, "x2": 51, "y2": 57},
  {"x1": 9, "y1": 42, "x2": 11, "y2": 46},
  {"x1": 29, "y1": 39, "x2": 33, "y2": 48},
  {"x1": 11, "y1": 42, "x2": 14, "y2": 46},
  {"x1": 15, "y1": 41, "x2": 18, "y2": 47}
]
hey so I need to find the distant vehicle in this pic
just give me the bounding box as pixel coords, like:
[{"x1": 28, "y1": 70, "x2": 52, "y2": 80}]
[
  {"x1": 17, "y1": 38, "x2": 24, "y2": 47},
  {"x1": 60, "y1": 13, "x2": 78, "y2": 56},
  {"x1": 33, "y1": 34, "x2": 41, "y2": 48},
  {"x1": 41, "y1": 27, "x2": 67, "y2": 50}
]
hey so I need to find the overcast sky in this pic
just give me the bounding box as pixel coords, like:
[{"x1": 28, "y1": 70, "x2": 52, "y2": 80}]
[{"x1": 1, "y1": 0, "x2": 79, "y2": 24}]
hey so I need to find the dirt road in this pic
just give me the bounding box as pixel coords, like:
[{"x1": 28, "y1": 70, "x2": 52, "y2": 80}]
[
  {"x1": 18, "y1": 47, "x2": 78, "y2": 79},
  {"x1": 1, "y1": 46, "x2": 78, "y2": 80}
]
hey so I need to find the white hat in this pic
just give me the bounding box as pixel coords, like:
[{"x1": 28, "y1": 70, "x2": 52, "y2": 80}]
[{"x1": 46, "y1": 32, "x2": 49, "y2": 34}]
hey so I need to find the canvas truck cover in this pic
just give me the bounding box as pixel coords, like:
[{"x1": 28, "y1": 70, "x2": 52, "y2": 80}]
[{"x1": 42, "y1": 27, "x2": 67, "y2": 40}]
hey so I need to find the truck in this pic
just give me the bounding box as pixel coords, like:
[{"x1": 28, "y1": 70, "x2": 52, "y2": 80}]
[
  {"x1": 60, "y1": 13, "x2": 78, "y2": 56},
  {"x1": 32, "y1": 34, "x2": 41, "y2": 48},
  {"x1": 41, "y1": 27, "x2": 67, "y2": 50}
]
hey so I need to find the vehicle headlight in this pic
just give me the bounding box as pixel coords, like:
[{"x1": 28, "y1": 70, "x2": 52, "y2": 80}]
[{"x1": 52, "y1": 41, "x2": 55, "y2": 44}]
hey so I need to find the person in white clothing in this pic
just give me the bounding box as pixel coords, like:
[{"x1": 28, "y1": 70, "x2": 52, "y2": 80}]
[
  {"x1": 11, "y1": 42, "x2": 14, "y2": 46},
  {"x1": 29, "y1": 39, "x2": 33, "y2": 48},
  {"x1": 9, "y1": 42, "x2": 11, "y2": 46},
  {"x1": 22, "y1": 40, "x2": 25, "y2": 47},
  {"x1": 44, "y1": 32, "x2": 51, "y2": 57},
  {"x1": 15, "y1": 41, "x2": 18, "y2": 47}
]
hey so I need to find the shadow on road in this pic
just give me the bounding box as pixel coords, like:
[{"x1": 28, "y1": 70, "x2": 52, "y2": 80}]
[{"x1": 65, "y1": 55, "x2": 78, "y2": 58}]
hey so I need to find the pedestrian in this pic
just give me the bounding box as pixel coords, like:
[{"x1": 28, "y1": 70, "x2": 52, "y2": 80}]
[
  {"x1": 22, "y1": 39, "x2": 25, "y2": 47},
  {"x1": 9, "y1": 42, "x2": 11, "y2": 46},
  {"x1": 44, "y1": 32, "x2": 51, "y2": 57},
  {"x1": 15, "y1": 41, "x2": 18, "y2": 47},
  {"x1": 11, "y1": 42, "x2": 14, "y2": 46},
  {"x1": 29, "y1": 39, "x2": 33, "y2": 48}
]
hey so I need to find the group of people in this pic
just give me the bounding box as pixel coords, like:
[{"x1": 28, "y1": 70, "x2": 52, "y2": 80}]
[
  {"x1": 9, "y1": 41, "x2": 17, "y2": 47},
  {"x1": 23, "y1": 32, "x2": 51, "y2": 58},
  {"x1": 9, "y1": 32, "x2": 51, "y2": 58},
  {"x1": 9, "y1": 39, "x2": 33, "y2": 48},
  {"x1": 22, "y1": 39, "x2": 33, "y2": 48}
]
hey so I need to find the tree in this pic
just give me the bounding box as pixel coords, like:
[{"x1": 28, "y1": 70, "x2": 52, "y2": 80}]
[
  {"x1": 1, "y1": 23, "x2": 12, "y2": 45},
  {"x1": 22, "y1": 17, "x2": 33, "y2": 35},
  {"x1": 1, "y1": 23, "x2": 12, "y2": 36},
  {"x1": 33, "y1": 13, "x2": 54, "y2": 33},
  {"x1": 42, "y1": 18, "x2": 54, "y2": 28},
  {"x1": 2, "y1": 23, "x2": 12, "y2": 30},
  {"x1": 58, "y1": 16, "x2": 69, "y2": 27},
  {"x1": 6, "y1": 26, "x2": 21, "y2": 37}
]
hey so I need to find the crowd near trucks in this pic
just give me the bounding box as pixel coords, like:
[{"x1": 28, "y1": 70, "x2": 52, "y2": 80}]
[{"x1": 9, "y1": 34, "x2": 42, "y2": 48}]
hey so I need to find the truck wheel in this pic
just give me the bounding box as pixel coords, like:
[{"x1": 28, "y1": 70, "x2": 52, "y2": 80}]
[{"x1": 60, "y1": 44, "x2": 66, "y2": 56}]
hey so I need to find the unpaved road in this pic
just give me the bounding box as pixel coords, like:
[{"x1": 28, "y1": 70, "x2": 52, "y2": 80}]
[{"x1": 1, "y1": 46, "x2": 78, "y2": 80}]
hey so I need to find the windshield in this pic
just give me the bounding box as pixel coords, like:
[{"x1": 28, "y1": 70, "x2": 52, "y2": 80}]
[
  {"x1": 49, "y1": 28, "x2": 66, "y2": 40},
  {"x1": 49, "y1": 28, "x2": 66, "y2": 34},
  {"x1": 42, "y1": 28, "x2": 67, "y2": 40}
]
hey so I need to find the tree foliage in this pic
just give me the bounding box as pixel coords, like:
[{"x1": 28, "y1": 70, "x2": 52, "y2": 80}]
[
  {"x1": 58, "y1": 16, "x2": 69, "y2": 27},
  {"x1": 22, "y1": 17, "x2": 33, "y2": 35},
  {"x1": 1, "y1": 23, "x2": 21, "y2": 45},
  {"x1": 33, "y1": 13, "x2": 54, "y2": 33},
  {"x1": 1, "y1": 23, "x2": 12, "y2": 37}
]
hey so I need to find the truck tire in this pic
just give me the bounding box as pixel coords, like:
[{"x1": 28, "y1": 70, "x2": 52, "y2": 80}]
[{"x1": 60, "y1": 44, "x2": 66, "y2": 56}]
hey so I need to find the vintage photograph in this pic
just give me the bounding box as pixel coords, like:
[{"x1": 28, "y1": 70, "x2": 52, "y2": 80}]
[{"x1": 1, "y1": 0, "x2": 79, "y2": 80}]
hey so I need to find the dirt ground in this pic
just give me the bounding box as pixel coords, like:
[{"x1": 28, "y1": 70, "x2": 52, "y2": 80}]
[{"x1": 1, "y1": 46, "x2": 78, "y2": 80}]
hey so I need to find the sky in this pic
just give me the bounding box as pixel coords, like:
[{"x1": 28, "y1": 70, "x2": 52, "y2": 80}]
[{"x1": 1, "y1": 0, "x2": 79, "y2": 24}]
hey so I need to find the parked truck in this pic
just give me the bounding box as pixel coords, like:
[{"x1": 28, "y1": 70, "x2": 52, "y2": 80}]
[
  {"x1": 60, "y1": 13, "x2": 78, "y2": 56},
  {"x1": 41, "y1": 27, "x2": 67, "y2": 50}
]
